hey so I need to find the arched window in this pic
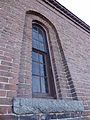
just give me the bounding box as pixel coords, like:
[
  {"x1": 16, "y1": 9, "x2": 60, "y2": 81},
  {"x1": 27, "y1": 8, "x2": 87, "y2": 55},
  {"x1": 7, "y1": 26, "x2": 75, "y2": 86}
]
[{"x1": 32, "y1": 23, "x2": 56, "y2": 98}]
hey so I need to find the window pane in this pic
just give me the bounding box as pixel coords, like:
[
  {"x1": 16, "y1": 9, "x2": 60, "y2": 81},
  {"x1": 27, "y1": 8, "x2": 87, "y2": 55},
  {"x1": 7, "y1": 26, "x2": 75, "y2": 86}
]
[
  {"x1": 32, "y1": 31, "x2": 38, "y2": 40},
  {"x1": 33, "y1": 26, "x2": 37, "y2": 32},
  {"x1": 39, "y1": 54, "x2": 44, "y2": 63},
  {"x1": 32, "y1": 51, "x2": 38, "y2": 62},
  {"x1": 32, "y1": 61, "x2": 39, "y2": 75},
  {"x1": 32, "y1": 40, "x2": 39, "y2": 49},
  {"x1": 40, "y1": 42, "x2": 45, "y2": 51},
  {"x1": 39, "y1": 29, "x2": 44, "y2": 43},
  {"x1": 40, "y1": 64, "x2": 44, "y2": 76},
  {"x1": 41, "y1": 77, "x2": 46, "y2": 93},
  {"x1": 32, "y1": 76, "x2": 40, "y2": 92}
]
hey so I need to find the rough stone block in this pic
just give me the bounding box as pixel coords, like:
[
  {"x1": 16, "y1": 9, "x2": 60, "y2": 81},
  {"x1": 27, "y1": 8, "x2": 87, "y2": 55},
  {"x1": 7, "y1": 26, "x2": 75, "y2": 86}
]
[{"x1": 13, "y1": 98, "x2": 84, "y2": 114}]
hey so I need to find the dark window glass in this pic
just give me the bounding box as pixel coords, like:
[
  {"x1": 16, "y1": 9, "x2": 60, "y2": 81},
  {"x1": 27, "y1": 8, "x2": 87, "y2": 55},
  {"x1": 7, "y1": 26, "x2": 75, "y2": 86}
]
[
  {"x1": 32, "y1": 76, "x2": 40, "y2": 92},
  {"x1": 32, "y1": 51, "x2": 38, "y2": 62},
  {"x1": 40, "y1": 64, "x2": 44, "y2": 76},
  {"x1": 40, "y1": 42, "x2": 45, "y2": 51},
  {"x1": 33, "y1": 26, "x2": 37, "y2": 32},
  {"x1": 39, "y1": 54, "x2": 43, "y2": 63},
  {"x1": 32, "y1": 24, "x2": 56, "y2": 98},
  {"x1": 39, "y1": 29, "x2": 44, "y2": 43},
  {"x1": 41, "y1": 77, "x2": 46, "y2": 93},
  {"x1": 32, "y1": 61, "x2": 39, "y2": 75},
  {"x1": 32, "y1": 40, "x2": 39, "y2": 49},
  {"x1": 32, "y1": 31, "x2": 38, "y2": 40}
]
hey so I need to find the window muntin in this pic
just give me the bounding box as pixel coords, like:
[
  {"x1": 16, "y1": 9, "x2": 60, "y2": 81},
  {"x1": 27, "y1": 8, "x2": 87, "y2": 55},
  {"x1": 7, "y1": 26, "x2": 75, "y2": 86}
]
[
  {"x1": 32, "y1": 24, "x2": 55, "y2": 98},
  {"x1": 32, "y1": 50, "x2": 49, "y2": 94},
  {"x1": 32, "y1": 25, "x2": 46, "y2": 52}
]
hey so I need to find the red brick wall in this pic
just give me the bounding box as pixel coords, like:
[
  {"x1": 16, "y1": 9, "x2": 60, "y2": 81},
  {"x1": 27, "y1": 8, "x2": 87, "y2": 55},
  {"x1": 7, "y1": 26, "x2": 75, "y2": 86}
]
[
  {"x1": 0, "y1": 0, "x2": 24, "y2": 116},
  {"x1": 0, "y1": 0, "x2": 90, "y2": 119}
]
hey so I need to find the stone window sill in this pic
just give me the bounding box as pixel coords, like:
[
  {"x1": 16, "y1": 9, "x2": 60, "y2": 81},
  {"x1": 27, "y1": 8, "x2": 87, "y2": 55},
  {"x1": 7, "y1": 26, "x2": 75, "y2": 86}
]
[{"x1": 13, "y1": 97, "x2": 84, "y2": 115}]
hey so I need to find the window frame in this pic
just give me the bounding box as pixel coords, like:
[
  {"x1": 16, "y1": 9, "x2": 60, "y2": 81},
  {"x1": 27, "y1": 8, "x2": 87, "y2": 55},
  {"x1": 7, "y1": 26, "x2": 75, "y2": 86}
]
[{"x1": 32, "y1": 23, "x2": 56, "y2": 98}]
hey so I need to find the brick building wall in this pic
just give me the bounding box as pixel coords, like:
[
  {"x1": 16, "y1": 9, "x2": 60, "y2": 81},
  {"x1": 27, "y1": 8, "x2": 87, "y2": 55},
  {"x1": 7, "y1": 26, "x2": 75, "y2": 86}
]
[{"x1": 0, "y1": 0, "x2": 90, "y2": 120}]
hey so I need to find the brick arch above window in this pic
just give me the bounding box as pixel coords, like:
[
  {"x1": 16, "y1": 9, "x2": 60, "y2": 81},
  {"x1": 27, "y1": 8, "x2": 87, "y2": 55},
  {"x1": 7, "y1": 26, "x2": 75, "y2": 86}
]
[{"x1": 17, "y1": 10, "x2": 78, "y2": 100}]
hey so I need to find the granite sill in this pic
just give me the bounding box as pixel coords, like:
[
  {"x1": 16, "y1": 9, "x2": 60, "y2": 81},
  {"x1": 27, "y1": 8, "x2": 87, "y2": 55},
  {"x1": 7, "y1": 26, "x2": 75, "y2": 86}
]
[{"x1": 13, "y1": 97, "x2": 84, "y2": 115}]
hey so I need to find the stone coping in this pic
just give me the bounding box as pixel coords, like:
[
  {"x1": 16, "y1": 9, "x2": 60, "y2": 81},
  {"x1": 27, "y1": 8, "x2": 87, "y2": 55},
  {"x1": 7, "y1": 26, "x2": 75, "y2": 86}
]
[
  {"x1": 43, "y1": 0, "x2": 90, "y2": 33},
  {"x1": 13, "y1": 98, "x2": 84, "y2": 115}
]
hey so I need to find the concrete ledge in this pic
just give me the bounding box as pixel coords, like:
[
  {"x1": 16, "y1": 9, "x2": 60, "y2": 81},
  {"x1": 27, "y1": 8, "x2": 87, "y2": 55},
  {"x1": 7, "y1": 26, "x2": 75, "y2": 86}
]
[{"x1": 13, "y1": 98, "x2": 84, "y2": 114}]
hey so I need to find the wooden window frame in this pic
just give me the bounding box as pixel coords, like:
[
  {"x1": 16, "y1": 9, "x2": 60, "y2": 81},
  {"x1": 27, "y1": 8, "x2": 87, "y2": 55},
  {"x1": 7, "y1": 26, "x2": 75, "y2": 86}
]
[{"x1": 32, "y1": 23, "x2": 56, "y2": 98}]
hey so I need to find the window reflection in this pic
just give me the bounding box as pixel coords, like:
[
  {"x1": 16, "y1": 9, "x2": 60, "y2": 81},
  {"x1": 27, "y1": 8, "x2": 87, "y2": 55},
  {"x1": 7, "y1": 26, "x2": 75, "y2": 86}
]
[
  {"x1": 32, "y1": 31, "x2": 38, "y2": 40},
  {"x1": 39, "y1": 29, "x2": 44, "y2": 43},
  {"x1": 39, "y1": 54, "x2": 44, "y2": 63},
  {"x1": 32, "y1": 25, "x2": 46, "y2": 52},
  {"x1": 40, "y1": 42, "x2": 44, "y2": 51},
  {"x1": 32, "y1": 61, "x2": 39, "y2": 75},
  {"x1": 32, "y1": 51, "x2": 38, "y2": 62},
  {"x1": 40, "y1": 64, "x2": 44, "y2": 76},
  {"x1": 41, "y1": 77, "x2": 46, "y2": 93},
  {"x1": 33, "y1": 26, "x2": 37, "y2": 32},
  {"x1": 32, "y1": 40, "x2": 39, "y2": 49},
  {"x1": 32, "y1": 24, "x2": 49, "y2": 95},
  {"x1": 32, "y1": 76, "x2": 40, "y2": 92}
]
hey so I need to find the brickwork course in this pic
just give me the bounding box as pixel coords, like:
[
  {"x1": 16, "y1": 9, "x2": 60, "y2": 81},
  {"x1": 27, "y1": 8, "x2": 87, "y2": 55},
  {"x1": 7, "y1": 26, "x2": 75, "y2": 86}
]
[{"x1": 0, "y1": 0, "x2": 90, "y2": 120}]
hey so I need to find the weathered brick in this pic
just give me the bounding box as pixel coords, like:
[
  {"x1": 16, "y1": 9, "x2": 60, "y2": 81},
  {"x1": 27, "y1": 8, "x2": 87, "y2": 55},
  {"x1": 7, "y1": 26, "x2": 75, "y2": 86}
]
[
  {"x1": 0, "y1": 56, "x2": 12, "y2": 62},
  {"x1": 0, "y1": 51, "x2": 3, "y2": 55},
  {"x1": 0, "y1": 106, "x2": 7, "y2": 114},
  {"x1": 0, "y1": 77, "x2": 8, "y2": 83},
  {"x1": 7, "y1": 90, "x2": 17, "y2": 97},
  {"x1": 7, "y1": 106, "x2": 12, "y2": 114},
  {"x1": 4, "y1": 52, "x2": 13, "y2": 58},
  {"x1": 0, "y1": 71, "x2": 12, "y2": 77},
  {"x1": 0, "y1": 98, "x2": 11, "y2": 105},
  {"x1": 5, "y1": 84, "x2": 17, "y2": 90},
  {"x1": 0, "y1": 83, "x2": 4, "y2": 89},
  {"x1": 0, "y1": 65, "x2": 11, "y2": 71},
  {"x1": 1, "y1": 61, "x2": 12, "y2": 67},
  {"x1": 0, "y1": 115, "x2": 18, "y2": 120},
  {"x1": 0, "y1": 90, "x2": 6, "y2": 96}
]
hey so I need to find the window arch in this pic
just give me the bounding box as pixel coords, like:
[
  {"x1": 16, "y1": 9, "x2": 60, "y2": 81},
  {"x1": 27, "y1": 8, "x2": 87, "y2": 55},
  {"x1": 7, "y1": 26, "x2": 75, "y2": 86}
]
[{"x1": 32, "y1": 23, "x2": 56, "y2": 98}]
